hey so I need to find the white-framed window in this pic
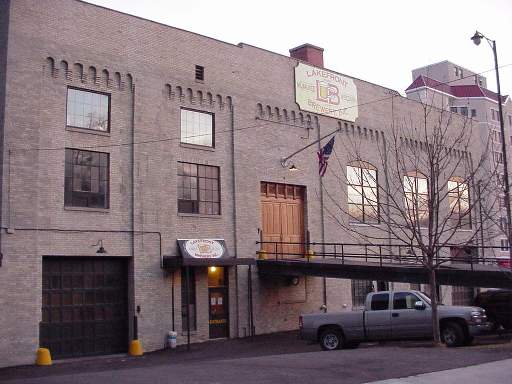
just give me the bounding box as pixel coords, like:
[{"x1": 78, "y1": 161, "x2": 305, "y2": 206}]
[
  {"x1": 404, "y1": 172, "x2": 429, "y2": 227},
  {"x1": 347, "y1": 162, "x2": 379, "y2": 223},
  {"x1": 180, "y1": 108, "x2": 214, "y2": 147},
  {"x1": 447, "y1": 177, "x2": 471, "y2": 229},
  {"x1": 66, "y1": 88, "x2": 110, "y2": 132}
]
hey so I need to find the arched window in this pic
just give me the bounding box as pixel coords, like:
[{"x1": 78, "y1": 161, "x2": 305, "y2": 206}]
[
  {"x1": 403, "y1": 172, "x2": 428, "y2": 227},
  {"x1": 347, "y1": 162, "x2": 379, "y2": 223},
  {"x1": 448, "y1": 177, "x2": 471, "y2": 229}
]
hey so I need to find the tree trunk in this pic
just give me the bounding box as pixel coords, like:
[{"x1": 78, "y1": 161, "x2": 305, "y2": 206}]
[{"x1": 428, "y1": 267, "x2": 442, "y2": 346}]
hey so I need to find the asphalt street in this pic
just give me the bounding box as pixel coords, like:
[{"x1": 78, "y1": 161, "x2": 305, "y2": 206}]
[{"x1": 1, "y1": 332, "x2": 511, "y2": 384}]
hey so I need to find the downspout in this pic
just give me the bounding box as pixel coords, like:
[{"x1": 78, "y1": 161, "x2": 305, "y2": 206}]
[
  {"x1": 130, "y1": 84, "x2": 136, "y2": 339},
  {"x1": 230, "y1": 104, "x2": 240, "y2": 337}
]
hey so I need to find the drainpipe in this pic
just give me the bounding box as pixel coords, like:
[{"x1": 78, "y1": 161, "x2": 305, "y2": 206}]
[
  {"x1": 230, "y1": 104, "x2": 240, "y2": 337},
  {"x1": 130, "y1": 84, "x2": 136, "y2": 340}
]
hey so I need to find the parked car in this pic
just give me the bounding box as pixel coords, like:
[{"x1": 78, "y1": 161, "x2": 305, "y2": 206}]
[
  {"x1": 299, "y1": 290, "x2": 489, "y2": 350},
  {"x1": 474, "y1": 289, "x2": 512, "y2": 330}
]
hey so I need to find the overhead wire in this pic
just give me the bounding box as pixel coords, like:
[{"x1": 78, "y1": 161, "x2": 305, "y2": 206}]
[{"x1": 11, "y1": 63, "x2": 512, "y2": 154}]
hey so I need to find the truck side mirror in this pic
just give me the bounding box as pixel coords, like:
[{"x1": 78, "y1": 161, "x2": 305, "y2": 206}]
[{"x1": 414, "y1": 301, "x2": 426, "y2": 310}]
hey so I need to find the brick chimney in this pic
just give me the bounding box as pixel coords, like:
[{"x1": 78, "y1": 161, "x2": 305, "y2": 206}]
[{"x1": 289, "y1": 43, "x2": 324, "y2": 68}]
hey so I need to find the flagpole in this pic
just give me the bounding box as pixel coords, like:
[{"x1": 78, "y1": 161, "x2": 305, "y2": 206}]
[{"x1": 280, "y1": 126, "x2": 341, "y2": 167}]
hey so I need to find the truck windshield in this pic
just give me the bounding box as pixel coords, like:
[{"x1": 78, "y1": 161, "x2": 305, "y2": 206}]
[{"x1": 416, "y1": 292, "x2": 431, "y2": 305}]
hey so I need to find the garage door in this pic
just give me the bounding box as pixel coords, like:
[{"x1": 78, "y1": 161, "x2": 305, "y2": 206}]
[
  {"x1": 40, "y1": 257, "x2": 128, "y2": 359},
  {"x1": 261, "y1": 182, "x2": 305, "y2": 258}
]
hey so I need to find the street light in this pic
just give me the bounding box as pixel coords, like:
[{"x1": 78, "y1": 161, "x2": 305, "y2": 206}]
[{"x1": 471, "y1": 30, "x2": 512, "y2": 268}]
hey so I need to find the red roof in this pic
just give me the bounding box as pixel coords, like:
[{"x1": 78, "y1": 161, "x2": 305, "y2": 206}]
[{"x1": 406, "y1": 75, "x2": 508, "y2": 103}]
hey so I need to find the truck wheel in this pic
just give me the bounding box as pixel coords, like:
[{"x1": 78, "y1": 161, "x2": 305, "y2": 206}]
[
  {"x1": 320, "y1": 328, "x2": 343, "y2": 351},
  {"x1": 441, "y1": 322, "x2": 465, "y2": 347}
]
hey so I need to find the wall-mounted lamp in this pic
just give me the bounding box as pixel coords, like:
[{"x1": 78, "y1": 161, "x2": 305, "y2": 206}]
[
  {"x1": 280, "y1": 158, "x2": 300, "y2": 172},
  {"x1": 92, "y1": 239, "x2": 107, "y2": 254}
]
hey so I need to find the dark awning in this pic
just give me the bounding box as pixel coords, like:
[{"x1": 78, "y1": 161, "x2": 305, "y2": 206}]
[{"x1": 162, "y1": 239, "x2": 256, "y2": 268}]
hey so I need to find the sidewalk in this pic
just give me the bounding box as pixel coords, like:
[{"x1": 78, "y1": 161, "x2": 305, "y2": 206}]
[{"x1": 366, "y1": 359, "x2": 512, "y2": 384}]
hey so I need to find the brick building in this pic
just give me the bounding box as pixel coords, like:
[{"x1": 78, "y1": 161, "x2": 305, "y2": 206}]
[{"x1": 0, "y1": 0, "x2": 509, "y2": 367}]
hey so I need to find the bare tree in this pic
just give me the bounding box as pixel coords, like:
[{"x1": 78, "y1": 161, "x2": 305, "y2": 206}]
[{"x1": 322, "y1": 97, "x2": 498, "y2": 345}]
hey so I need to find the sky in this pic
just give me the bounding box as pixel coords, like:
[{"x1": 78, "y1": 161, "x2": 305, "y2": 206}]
[{"x1": 86, "y1": 0, "x2": 512, "y2": 96}]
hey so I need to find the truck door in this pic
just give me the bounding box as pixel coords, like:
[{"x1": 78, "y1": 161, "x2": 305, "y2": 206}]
[
  {"x1": 365, "y1": 293, "x2": 392, "y2": 340},
  {"x1": 391, "y1": 292, "x2": 432, "y2": 339}
]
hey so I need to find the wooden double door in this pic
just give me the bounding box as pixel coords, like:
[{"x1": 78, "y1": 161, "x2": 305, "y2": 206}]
[{"x1": 260, "y1": 182, "x2": 305, "y2": 258}]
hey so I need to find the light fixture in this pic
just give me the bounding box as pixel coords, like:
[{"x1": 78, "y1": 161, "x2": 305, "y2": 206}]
[
  {"x1": 209, "y1": 266, "x2": 217, "y2": 273},
  {"x1": 92, "y1": 239, "x2": 107, "y2": 254},
  {"x1": 280, "y1": 157, "x2": 300, "y2": 172},
  {"x1": 470, "y1": 30, "x2": 482, "y2": 46}
]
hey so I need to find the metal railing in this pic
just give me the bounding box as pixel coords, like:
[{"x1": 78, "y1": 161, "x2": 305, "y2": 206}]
[{"x1": 256, "y1": 240, "x2": 510, "y2": 271}]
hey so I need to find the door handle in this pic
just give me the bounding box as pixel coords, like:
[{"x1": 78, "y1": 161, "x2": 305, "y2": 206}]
[{"x1": 392, "y1": 313, "x2": 399, "y2": 317}]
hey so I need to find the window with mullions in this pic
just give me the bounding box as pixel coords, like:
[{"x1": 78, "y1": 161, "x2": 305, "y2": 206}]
[
  {"x1": 67, "y1": 88, "x2": 110, "y2": 132},
  {"x1": 404, "y1": 173, "x2": 429, "y2": 227},
  {"x1": 448, "y1": 177, "x2": 471, "y2": 229},
  {"x1": 180, "y1": 109, "x2": 214, "y2": 147},
  {"x1": 65, "y1": 149, "x2": 109, "y2": 208},
  {"x1": 177, "y1": 162, "x2": 220, "y2": 215},
  {"x1": 347, "y1": 163, "x2": 379, "y2": 223}
]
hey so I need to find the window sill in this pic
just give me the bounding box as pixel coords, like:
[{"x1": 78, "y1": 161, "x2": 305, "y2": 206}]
[
  {"x1": 349, "y1": 222, "x2": 381, "y2": 227},
  {"x1": 181, "y1": 330, "x2": 198, "y2": 337},
  {"x1": 180, "y1": 143, "x2": 215, "y2": 152},
  {"x1": 178, "y1": 213, "x2": 222, "y2": 219},
  {"x1": 64, "y1": 206, "x2": 110, "y2": 213},
  {"x1": 66, "y1": 126, "x2": 110, "y2": 137}
]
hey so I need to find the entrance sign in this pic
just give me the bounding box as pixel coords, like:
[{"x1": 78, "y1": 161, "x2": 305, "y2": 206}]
[
  {"x1": 180, "y1": 239, "x2": 227, "y2": 259},
  {"x1": 294, "y1": 62, "x2": 358, "y2": 122}
]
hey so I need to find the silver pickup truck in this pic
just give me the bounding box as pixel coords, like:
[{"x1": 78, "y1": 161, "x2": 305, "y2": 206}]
[{"x1": 299, "y1": 290, "x2": 489, "y2": 350}]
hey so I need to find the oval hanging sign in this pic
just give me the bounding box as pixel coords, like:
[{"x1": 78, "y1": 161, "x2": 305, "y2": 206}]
[{"x1": 184, "y1": 239, "x2": 225, "y2": 259}]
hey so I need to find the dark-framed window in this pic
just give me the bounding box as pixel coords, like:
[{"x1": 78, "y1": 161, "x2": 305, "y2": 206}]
[
  {"x1": 195, "y1": 65, "x2": 204, "y2": 81},
  {"x1": 66, "y1": 88, "x2": 110, "y2": 132},
  {"x1": 351, "y1": 279, "x2": 373, "y2": 310},
  {"x1": 177, "y1": 162, "x2": 220, "y2": 215},
  {"x1": 181, "y1": 268, "x2": 196, "y2": 332},
  {"x1": 180, "y1": 108, "x2": 214, "y2": 147},
  {"x1": 347, "y1": 163, "x2": 379, "y2": 223},
  {"x1": 65, "y1": 149, "x2": 109, "y2": 209}
]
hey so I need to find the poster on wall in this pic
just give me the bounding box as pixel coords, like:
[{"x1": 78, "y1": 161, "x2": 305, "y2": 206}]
[{"x1": 294, "y1": 62, "x2": 358, "y2": 122}]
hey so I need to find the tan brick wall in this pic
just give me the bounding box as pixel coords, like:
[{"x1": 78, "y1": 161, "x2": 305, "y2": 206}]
[{"x1": 0, "y1": 0, "x2": 500, "y2": 368}]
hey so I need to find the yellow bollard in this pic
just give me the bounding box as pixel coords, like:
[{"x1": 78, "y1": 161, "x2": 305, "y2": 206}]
[
  {"x1": 257, "y1": 250, "x2": 268, "y2": 260},
  {"x1": 128, "y1": 339, "x2": 143, "y2": 356},
  {"x1": 36, "y1": 348, "x2": 52, "y2": 366},
  {"x1": 306, "y1": 249, "x2": 315, "y2": 260}
]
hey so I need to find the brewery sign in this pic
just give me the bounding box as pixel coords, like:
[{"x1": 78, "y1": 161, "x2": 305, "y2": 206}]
[
  {"x1": 178, "y1": 239, "x2": 227, "y2": 259},
  {"x1": 294, "y1": 62, "x2": 358, "y2": 122}
]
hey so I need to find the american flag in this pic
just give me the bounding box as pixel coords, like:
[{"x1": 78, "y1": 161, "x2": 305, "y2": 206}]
[{"x1": 317, "y1": 136, "x2": 335, "y2": 177}]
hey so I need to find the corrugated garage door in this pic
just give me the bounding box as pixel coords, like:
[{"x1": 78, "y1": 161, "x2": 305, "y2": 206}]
[{"x1": 40, "y1": 257, "x2": 128, "y2": 359}]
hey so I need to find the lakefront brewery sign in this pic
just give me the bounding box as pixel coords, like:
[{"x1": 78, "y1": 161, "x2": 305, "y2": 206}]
[
  {"x1": 294, "y1": 62, "x2": 358, "y2": 122},
  {"x1": 183, "y1": 239, "x2": 226, "y2": 259}
]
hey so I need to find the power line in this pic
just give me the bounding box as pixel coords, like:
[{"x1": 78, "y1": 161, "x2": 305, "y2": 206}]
[{"x1": 12, "y1": 62, "x2": 512, "y2": 154}]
